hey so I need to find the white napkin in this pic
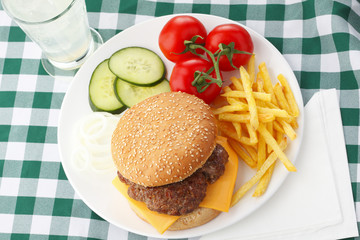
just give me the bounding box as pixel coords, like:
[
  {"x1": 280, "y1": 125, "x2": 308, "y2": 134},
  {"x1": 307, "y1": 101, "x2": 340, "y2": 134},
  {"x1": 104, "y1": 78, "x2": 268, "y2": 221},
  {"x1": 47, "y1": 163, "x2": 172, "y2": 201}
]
[{"x1": 201, "y1": 89, "x2": 358, "y2": 240}]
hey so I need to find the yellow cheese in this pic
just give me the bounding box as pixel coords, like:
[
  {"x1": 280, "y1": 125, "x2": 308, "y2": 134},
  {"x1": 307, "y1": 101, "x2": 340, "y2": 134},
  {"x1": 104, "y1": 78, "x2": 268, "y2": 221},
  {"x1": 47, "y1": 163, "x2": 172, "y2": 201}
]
[
  {"x1": 112, "y1": 177, "x2": 180, "y2": 234},
  {"x1": 112, "y1": 136, "x2": 238, "y2": 234},
  {"x1": 199, "y1": 136, "x2": 239, "y2": 212}
]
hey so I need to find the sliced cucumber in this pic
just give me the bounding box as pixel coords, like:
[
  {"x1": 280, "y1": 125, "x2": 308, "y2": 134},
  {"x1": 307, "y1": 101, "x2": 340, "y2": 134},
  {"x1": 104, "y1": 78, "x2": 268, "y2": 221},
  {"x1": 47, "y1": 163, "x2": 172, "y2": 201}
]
[
  {"x1": 89, "y1": 59, "x2": 126, "y2": 113},
  {"x1": 114, "y1": 78, "x2": 170, "y2": 107},
  {"x1": 108, "y1": 47, "x2": 165, "y2": 86}
]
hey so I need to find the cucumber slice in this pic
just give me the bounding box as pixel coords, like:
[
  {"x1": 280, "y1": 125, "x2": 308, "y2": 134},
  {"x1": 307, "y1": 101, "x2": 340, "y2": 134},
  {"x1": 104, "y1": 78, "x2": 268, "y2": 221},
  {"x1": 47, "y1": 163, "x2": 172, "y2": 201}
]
[
  {"x1": 89, "y1": 59, "x2": 126, "y2": 113},
  {"x1": 108, "y1": 47, "x2": 165, "y2": 86},
  {"x1": 114, "y1": 78, "x2": 170, "y2": 107}
]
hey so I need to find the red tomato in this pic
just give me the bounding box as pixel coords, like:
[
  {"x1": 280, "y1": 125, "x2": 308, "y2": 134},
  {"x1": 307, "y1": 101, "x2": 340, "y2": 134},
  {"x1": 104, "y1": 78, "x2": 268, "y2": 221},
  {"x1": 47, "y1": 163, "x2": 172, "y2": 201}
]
[
  {"x1": 170, "y1": 58, "x2": 221, "y2": 104},
  {"x1": 159, "y1": 15, "x2": 207, "y2": 63},
  {"x1": 205, "y1": 24, "x2": 254, "y2": 71}
]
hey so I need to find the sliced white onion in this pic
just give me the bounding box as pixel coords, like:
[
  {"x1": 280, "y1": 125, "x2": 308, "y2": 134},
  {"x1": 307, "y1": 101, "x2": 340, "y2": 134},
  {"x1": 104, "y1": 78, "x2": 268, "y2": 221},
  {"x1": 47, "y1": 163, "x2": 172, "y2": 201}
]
[
  {"x1": 71, "y1": 112, "x2": 121, "y2": 173},
  {"x1": 78, "y1": 112, "x2": 108, "y2": 141},
  {"x1": 82, "y1": 137, "x2": 110, "y2": 155},
  {"x1": 89, "y1": 156, "x2": 116, "y2": 173},
  {"x1": 71, "y1": 146, "x2": 90, "y2": 171}
]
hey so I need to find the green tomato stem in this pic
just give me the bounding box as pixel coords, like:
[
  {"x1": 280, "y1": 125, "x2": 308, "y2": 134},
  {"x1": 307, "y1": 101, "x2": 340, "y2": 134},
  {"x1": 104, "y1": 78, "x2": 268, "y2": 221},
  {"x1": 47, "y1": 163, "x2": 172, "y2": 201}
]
[
  {"x1": 188, "y1": 43, "x2": 223, "y2": 91},
  {"x1": 185, "y1": 37, "x2": 251, "y2": 93}
]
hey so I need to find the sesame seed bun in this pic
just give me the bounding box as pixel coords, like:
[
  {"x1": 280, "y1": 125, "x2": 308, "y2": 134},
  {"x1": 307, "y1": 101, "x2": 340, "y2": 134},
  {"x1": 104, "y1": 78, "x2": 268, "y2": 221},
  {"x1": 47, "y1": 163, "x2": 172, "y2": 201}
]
[
  {"x1": 111, "y1": 91, "x2": 217, "y2": 187},
  {"x1": 130, "y1": 204, "x2": 220, "y2": 231}
]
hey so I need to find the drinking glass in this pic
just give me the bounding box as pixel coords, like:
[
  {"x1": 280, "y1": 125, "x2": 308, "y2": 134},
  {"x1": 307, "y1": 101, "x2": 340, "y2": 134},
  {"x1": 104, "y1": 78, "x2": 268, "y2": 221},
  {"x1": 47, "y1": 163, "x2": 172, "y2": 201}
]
[{"x1": 1, "y1": 0, "x2": 103, "y2": 76}]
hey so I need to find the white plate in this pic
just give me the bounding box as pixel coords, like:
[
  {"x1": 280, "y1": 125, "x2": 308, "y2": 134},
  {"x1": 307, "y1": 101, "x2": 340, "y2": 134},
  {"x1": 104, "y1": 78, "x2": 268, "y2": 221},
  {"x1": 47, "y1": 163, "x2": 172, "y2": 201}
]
[{"x1": 58, "y1": 14, "x2": 304, "y2": 239}]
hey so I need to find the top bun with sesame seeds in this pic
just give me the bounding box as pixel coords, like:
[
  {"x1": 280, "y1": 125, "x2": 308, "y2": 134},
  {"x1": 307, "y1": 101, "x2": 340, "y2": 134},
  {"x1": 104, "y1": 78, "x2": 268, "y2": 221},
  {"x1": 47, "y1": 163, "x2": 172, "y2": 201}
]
[{"x1": 111, "y1": 91, "x2": 217, "y2": 187}]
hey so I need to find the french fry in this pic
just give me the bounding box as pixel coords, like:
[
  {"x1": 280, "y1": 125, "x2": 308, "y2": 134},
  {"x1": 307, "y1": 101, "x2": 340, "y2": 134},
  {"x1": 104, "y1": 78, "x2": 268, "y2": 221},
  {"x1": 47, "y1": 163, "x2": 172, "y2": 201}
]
[
  {"x1": 265, "y1": 101, "x2": 295, "y2": 123},
  {"x1": 246, "y1": 123, "x2": 258, "y2": 144},
  {"x1": 213, "y1": 88, "x2": 245, "y2": 139},
  {"x1": 223, "y1": 86, "x2": 232, "y2": 92},
  {"x1": 212, "y1": 103, "x2": 248, "y2": 115},
  {"x1": 264, "y1": 101, "x2": 278, "y2": 109},
  {"x1": 218, "y1": 113, "x2": 275, "y2": 123},
  {"x1": 227, "y1": 97, "x2": 242, "y2": 105},
  {"x1": 266, "y1": 122, "x2": 274, "y2": 153},
  {"x1": 228, "y1": 139, "x2": 257, "y2": 168},
  {"x1": 252, "y1": 82, "x2": 258, "y2": 92},
  {"x1": 257, "y1": 135, "x2": 266, "y2": 170},
  {"x1": 279, "y1": 119, "x2": 297, "y2": 140},
  {"x1": 218, "y1": 113, "x2": 249, "y2": 123},
  {"x1": 231, "y1": 138, "x2": 287, "y2": 206},
  {"x1": 254, "y1": 128, "x2": 284, "y2": 197},
  {"x1": 277, "y1": 74, "x2": 299, "y2": 117},
  {"x1": 273, "y1": 120, "x2": 285, "y2": 134},
  {"x1": 240, "y1": 66, "x2": 259, "y2": 130},
  {"x1": 274, "y1": 83, "x2": 291, "y2": 113},
  {"x1": 257, "y1": 106, "x2": 291, "y2": 118},
  {"x1": 276, "y1": 130, "x2": 283, "y2": 144},
  {"x1": 253, "y1": 163, "x2": 275, "y2": 197},
  {"x1": 233, "y1": 122, "x2": 242, "y2": 139},
  {"x1": 230, "y1": 77, "x2": 244, "y2": 91},
  {"x1": 247, "y1": 54, "x2": 256, "y2": 84},
  {"x1": 259, "y1": 62, "x2": 277, "y2": 105},
  {"x1": 221, "y1": 91, "x2": 271, "y2": 102},
  {"x1": 218, "y1": 121, "x2": 254, "y2": 146},
  {"x1": 241, "y1": 143, "x2": 258, "y2": 162},
  {"x1": 256, "y1": 72, "x2": 263, "y2": 86},
  {"x1": 291, "y1": 119, "x2": 299, "y2": 129},
  {"x1": 223, "y1": 86, "x2": 244, "y2": 105},
  {"x1": 258, "y1": 123, "x2": 296, "y2": 172}
]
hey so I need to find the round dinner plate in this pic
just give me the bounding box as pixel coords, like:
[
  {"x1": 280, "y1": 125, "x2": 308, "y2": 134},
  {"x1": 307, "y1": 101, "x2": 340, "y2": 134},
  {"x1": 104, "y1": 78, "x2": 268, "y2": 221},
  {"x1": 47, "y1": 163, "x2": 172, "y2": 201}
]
[{"x1": 58, "y1": 14, "x2": 304, "y2": 239}]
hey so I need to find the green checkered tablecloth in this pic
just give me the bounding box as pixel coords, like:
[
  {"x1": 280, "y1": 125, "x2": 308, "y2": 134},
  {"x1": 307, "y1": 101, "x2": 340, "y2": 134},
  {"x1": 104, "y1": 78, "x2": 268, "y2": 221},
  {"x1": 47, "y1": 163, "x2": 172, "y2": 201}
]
[{"x1": 0, "y1": 0, "x2": 359, "y2": 239}]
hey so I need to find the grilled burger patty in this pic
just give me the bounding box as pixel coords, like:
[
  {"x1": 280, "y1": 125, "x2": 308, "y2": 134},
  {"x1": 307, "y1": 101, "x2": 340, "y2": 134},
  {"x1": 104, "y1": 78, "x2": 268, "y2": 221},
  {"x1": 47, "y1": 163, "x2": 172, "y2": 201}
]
[{"x1": 117, "y1": 144, "x2": 229, "y2": 216}]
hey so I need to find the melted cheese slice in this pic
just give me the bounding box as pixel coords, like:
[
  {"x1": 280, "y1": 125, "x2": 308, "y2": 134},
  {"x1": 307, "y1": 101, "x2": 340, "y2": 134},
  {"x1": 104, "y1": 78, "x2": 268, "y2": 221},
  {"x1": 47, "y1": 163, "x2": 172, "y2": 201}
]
[
  {"x1": 199, "y1": 136, "x2": 239, "y2": 212},
  {"x1": 112, "y1": 136, "x2": 238, "y2": 234},
  {"x1": 112, "y1": 178, "x2": 180, "y2": 234}
]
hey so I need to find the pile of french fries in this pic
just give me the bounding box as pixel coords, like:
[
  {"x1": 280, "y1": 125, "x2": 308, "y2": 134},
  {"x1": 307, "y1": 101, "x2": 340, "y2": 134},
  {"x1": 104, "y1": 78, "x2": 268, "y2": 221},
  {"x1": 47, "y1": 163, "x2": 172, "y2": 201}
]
[{"x1": 212, "y1": 55, "x2": 300, "y2": 207}]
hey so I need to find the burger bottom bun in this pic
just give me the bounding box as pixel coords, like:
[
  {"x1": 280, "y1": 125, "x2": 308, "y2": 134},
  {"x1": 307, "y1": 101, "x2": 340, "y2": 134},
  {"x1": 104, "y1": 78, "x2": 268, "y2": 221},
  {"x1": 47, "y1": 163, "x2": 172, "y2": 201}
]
[
  {"x1": 129, "y1": 204, "x2": 220, "y2": 231},
  {"x1": 168, "y1": 207, "x2": 220, "y2": 231}
]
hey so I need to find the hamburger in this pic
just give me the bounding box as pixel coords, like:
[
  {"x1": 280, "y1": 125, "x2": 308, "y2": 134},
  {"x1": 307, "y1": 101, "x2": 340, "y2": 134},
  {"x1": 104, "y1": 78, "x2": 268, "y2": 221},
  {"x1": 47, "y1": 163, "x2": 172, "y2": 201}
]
[{"x1": 111, "y1": 91, "x2": 233, "y2": 232}]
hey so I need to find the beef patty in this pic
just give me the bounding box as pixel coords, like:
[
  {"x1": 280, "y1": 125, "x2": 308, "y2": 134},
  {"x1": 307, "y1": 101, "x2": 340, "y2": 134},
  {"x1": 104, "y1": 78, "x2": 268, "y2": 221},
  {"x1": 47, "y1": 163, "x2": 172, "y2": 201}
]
[{"x1": 117, "y1": 144, "x2": 229, "y2": 216}]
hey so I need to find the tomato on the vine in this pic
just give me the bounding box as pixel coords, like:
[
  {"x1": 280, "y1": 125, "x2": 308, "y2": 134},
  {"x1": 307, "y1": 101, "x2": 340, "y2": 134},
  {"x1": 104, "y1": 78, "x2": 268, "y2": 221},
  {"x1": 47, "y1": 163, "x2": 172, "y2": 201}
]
[
  {"x1": 159, "y1": 15, "x2": 207, "y2": 63},
  {"x1": 205, "y1": 24, "x2": 253, "y2": 71},
  {"x1": 170, "y1": 58, "x2": 221, "y2": 104}
]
